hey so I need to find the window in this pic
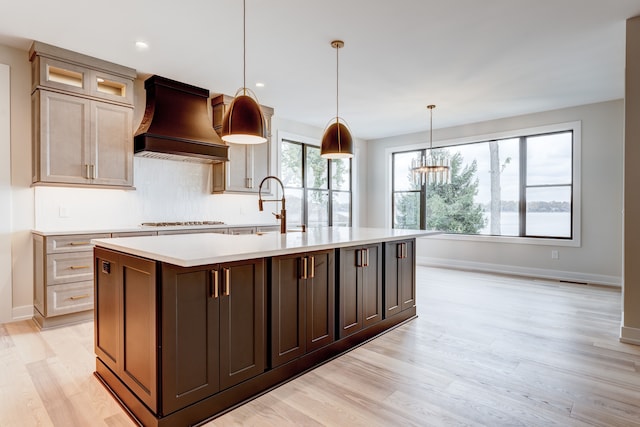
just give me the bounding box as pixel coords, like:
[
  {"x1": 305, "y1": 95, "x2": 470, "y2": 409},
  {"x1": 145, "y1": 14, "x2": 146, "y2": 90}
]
[
  {"x1": 392, "y1": 129, "x2": 574, "y2": 240},
  {"x1": 281, "y1": 139, "x2": 351, "y2": 227}
]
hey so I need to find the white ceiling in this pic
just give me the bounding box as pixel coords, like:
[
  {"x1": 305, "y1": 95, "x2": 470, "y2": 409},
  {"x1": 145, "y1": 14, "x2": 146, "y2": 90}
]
[{"x1": 1, "y1": 0, "x2": 639, "y2": 140}]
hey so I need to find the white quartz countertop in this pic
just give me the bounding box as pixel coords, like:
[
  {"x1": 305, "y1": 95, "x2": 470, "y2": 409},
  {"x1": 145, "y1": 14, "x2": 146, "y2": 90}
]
[{"x1": 92, "y1": 227, "x2": 438, "y2": 267}]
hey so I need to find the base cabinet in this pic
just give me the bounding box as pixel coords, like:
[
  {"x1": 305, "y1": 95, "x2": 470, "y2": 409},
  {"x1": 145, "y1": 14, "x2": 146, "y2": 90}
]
[
  {"x1": 34, "y1": 232, "x2": 110, "y2": 328},
  {"x1": 95, "y1": 247, "x2": 265, "y2": 418},
  {"x1": 338, "y1": 243, "x2": 382, "y2": 338},
  {"x1": 161, "y1": 259, "x2": 265, "y2": 415},
  {"x1": 384, "y1": 239, "x2": 416, "y2": 318},
  {"x1": 94, "y1": 237, "x2": 417, "y2": 427},
  {"x1": 94, "y1": 248, "x2": 158, "y2": 411},
  {"x1": 271, "y1": 250, "x2": 335, "y2": 368}
]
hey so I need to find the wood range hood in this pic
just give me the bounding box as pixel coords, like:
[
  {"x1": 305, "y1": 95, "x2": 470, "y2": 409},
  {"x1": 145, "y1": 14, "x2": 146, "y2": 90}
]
[{"x1": 134, "y1": 75, "x2": 229, "y2": 163}]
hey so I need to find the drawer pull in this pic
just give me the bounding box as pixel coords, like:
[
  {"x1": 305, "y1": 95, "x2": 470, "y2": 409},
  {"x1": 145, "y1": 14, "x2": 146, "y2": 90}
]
[
  {"x1": 309, "y1": 256, "x2": 315, "y2": 278},
  {"x1": 70, "y1": 294, "x2": 90, "y2": 300},
  {"x1": 210, "y1": 270, "x2": 219, "y2": 299},
  {"x1": 223, "y1": 268, "x2": 230, "y2": 296},
  {"x1": 301, "y1": 257, "x2": 308, "y2": 279},
  {"x1": 69, "y1": 241, "x2": 90, "y2": 246},
  {"x1": 70, "y1": 265, "x2": 91, "y2": 270}
]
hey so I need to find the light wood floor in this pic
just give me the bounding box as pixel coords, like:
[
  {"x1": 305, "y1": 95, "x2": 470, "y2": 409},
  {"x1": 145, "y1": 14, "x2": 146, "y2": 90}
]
[{"x1": 2, "y1": 267, "x2": 640, "y2": 426}]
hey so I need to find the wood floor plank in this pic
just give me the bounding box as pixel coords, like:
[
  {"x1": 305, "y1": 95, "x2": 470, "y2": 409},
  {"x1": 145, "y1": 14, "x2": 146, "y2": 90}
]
[{"x1": 2, "y1": 267, "x2": 640, "y2": 426}]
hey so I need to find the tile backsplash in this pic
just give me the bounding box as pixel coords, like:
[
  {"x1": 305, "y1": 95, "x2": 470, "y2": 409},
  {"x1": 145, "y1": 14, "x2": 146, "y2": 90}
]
[{"x1": 34, "y1": 157, "x2": 275, "y2": 231}]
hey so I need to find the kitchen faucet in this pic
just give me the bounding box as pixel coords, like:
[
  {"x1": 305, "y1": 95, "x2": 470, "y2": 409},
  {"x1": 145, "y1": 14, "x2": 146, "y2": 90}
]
[{"x1": 258, "y1": 176, "x2": 287, "y2": 234}]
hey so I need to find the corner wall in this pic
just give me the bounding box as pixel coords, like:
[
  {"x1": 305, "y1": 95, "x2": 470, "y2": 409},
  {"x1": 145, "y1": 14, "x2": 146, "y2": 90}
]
[
  {"x1": 367, "y1": 100, "x2": 624, "y2": 286},
  {"x1": 622, "y1": 16, "x2": 640, "y2": 344},
  {"x1": 0, "y1": 44, "x2": 33, "y2": 322}
]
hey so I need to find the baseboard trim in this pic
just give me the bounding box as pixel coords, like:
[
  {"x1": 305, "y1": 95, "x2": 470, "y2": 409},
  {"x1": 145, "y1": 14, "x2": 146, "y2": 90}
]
[
  {"x1": 12, "y1": 305, "x2": 33, "y2": 321},
  {"x1": 418, "y1": 256, "x2": 621, "y2": 287},
  {"x1": 620, "y1": 325, "x2": 640, "y2": 345}
]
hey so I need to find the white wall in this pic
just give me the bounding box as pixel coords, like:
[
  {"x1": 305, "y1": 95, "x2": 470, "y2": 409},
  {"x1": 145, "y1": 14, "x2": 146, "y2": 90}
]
[
  {"x1": 367, "y1": 100, "x2": 624, "y2": 285},
  {"x1": 622, "y1": 16, "x2": 640, "y2": 344},
  {"x1": 0, "y1": 64, "x2": 11, "y2": 323},
  {"x1": 0, "y1": 45, "x2": 34, "y2": 322}
]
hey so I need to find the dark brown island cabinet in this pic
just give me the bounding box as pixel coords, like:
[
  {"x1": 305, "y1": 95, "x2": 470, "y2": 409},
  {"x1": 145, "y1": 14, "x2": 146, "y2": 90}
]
[
  {"x1": 271, "y1": 249, "x2": 335, "y2": 367},
  {"x1": 338, "y1": 243, "x2": 383, "y2": 338},
  {"x1": 93, "y1": 237, "x2": 418, "y2": 427}
]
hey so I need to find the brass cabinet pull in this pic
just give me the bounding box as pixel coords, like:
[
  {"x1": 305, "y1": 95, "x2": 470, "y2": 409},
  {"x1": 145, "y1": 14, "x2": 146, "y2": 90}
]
[
  {"x1": 363, "y1": 248, "x2": 369, "y2": 267},
  {"x1": 224, "y1": 268, "x2": 230, "y2": 296},
  {"x1": 69, "y1": 241, "x2": 90, "y2": 246},
  {"x1": 309, "y1": 256, "x2": 315, "y2": 278},
  {"x1": 90, "y1": 164, "x2": 96, "y2": 179},
  {"x1": 70, "y1": 265, "x2": 90, "y2": 270},
  {"x1": 210, "y1": 270, "x2": 219, "y2": 298},
  {"x1": 404, "y1": 242, "x2": 408, "y2": 258},
  {"x1": 70, "y1": 294, "x2": 90, "y2": 300},
  {"x1": 356, "y1": 249, "x2": 362, "y2": 267},
  {"x1": 85, "y1": 164, "x2": 90, "y2": 179},
  {"x1": 397, "y1": 242, "x2": 402, "y2": 259},
  {"x1": 301, "y1": 257, "x2": 308, "y2": 279}
]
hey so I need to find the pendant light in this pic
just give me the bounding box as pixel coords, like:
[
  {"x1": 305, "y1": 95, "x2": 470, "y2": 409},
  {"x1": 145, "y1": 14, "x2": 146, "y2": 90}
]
[
  {"x1": 221, "y1": 0, "x2": 266, "y2": 144},
  {"x1": 412, "y1": 105, "x2": 450, "y2": 184},
  {"x1": 320, "y1": 40, "x2": 354, "y2": 159}
]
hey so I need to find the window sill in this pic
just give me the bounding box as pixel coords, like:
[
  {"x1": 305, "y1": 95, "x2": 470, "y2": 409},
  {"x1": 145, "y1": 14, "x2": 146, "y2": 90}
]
[{"x1": 422, "y1": 232, "x2": 580, "y2": 247}]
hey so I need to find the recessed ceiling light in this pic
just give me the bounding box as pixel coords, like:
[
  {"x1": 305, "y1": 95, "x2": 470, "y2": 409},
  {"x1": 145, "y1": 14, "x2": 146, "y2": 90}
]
[
  {"x1": 255, "y1": 82, "x2": 265, "y2": 88},
  {"x1": 135, "y1": 41, "x2": 149, "y2": 50}
]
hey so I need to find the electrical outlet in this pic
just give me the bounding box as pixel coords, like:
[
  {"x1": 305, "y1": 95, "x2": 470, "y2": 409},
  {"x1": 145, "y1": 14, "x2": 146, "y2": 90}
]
[
  {"x1": 59, "y1": 206, "x2": 69, "y2": 218},
  {"x1": 551, "y1": 250, "x2": 559, "y2": 260}
]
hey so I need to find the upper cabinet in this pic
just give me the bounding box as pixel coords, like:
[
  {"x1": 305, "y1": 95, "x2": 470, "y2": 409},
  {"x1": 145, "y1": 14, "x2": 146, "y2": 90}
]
[
  {"x1": 30, "y1": 41, "x2": 136, "y2": 188},
  {"x1": 211, "y1": 94, "x2": 274, "y2": 194}
]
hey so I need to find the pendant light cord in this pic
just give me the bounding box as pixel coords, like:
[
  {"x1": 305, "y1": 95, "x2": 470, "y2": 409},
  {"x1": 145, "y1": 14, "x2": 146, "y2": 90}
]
[
  {"x1": 243, "y1": 0, "x2": 246, "y2": 95},
  {"x1": 336, "y1": 43, "x2": 339, "y2": 123}
]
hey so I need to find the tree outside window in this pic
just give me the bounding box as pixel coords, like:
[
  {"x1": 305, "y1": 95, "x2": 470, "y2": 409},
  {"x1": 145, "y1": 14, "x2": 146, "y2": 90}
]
[
  {"x1": 392, "y1": 131, "x2": 573, "y2": 239},
  {"x1": 281, "y1": 139, "x2": 351, "y2": 228}
]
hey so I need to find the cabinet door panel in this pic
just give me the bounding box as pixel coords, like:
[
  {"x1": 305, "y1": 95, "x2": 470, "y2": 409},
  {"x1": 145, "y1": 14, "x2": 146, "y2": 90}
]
[
  {"x1": 122, "y1": 256, "x2": 157, "y2": 412},
  {"x1": 400, "y1": 240, "x2": 416, "y2": 311},
  {"x1": 384, "y1": 242, "x2": 402, "y2": 318},
  {"x1": 271, "y1": 255, "x2": 305, "y2": 367},
  {"x1": 219, "y1": 259, "x2": 265, "y2": 390},
  {"x1": 306, "y1": 250, "x2": 335, "y2": 352},
  {"x1": 38, "y1": 90, "x2": 91, "y2": 184},
  {"x1": 92, "y1": 102, "x2": 133, "y2": 186},
  {"x1": 95, "y1": 249, "x2": 120, "y2": 372},
  {"x1": 339, "y1": 247, "x2": 362, "y2": 338},
  {"x1": 362, "y1": 244, "x2": 382, "y2": 329},
  {"x1": 162, "y1": 266, "x2": 219, "y2": 415}
]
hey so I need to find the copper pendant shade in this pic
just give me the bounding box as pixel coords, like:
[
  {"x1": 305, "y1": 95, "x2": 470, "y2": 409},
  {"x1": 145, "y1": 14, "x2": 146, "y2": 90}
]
[
  {"x1": 222, "y1": 92, "x2": 266, "y2": 144},
  {"x1": 221, "y1": 0, "x2": 266, "y2": 145},
  {"x1": 321, "y1": 40, "x2": 354, "y2": 159},
  {"x1": 321, "y1": 120, "x2": 353, "y2": 159}
]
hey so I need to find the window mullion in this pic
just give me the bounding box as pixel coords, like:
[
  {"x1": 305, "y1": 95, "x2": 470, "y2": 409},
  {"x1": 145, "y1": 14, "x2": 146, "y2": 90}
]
[{"x1": 519, "y1": 137, "x2": 527, "y2": 236}]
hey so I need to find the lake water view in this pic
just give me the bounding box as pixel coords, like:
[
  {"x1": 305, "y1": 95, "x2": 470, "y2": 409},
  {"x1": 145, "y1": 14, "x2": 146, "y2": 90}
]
[{"x1": 480, "y1": 211, "x2": 571, "y2": 237}]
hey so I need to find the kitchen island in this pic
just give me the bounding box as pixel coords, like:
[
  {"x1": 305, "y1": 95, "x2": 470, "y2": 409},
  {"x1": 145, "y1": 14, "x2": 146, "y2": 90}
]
[{"x1": 92, "y1": 227, "x2": 436, "y2": 427}]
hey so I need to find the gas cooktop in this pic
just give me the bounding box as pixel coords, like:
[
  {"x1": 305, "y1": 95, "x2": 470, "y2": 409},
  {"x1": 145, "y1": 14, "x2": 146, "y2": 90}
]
[{"x1": 141, "y1": 221, "x2": 225, "y2": 227}]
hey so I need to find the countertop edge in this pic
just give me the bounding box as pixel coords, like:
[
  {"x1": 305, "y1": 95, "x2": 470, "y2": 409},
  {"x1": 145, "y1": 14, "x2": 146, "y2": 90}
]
[{"x1": 92, "y1": 228, "x2": 440, "y2": 267}]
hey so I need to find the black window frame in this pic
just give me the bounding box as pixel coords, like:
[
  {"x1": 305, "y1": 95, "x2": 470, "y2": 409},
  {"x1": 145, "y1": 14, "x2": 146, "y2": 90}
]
[
  {"x1": 392, "y1": 130, "x2": 574, "y2": 240},
  {"x1": 281, "y1": 139, "x2": 352, "y2": 227}
]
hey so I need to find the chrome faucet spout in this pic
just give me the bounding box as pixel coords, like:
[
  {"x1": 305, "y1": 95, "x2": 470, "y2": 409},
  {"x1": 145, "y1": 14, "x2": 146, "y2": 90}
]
[{"x1": 258, "y1": 176, "x2": 287, "y2": 234}]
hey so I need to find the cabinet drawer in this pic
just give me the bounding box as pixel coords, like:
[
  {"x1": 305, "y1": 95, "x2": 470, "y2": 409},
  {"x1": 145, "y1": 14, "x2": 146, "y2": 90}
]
[
  {"x1": 47, "y1": 252, "x2": 94, "y2": 285},
  {"x1": 46, "y1": 281, "x2": 94, "y2": 317},
  {"x1": 46, "y1": 233, "x2": 110, "y2": 253}
]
